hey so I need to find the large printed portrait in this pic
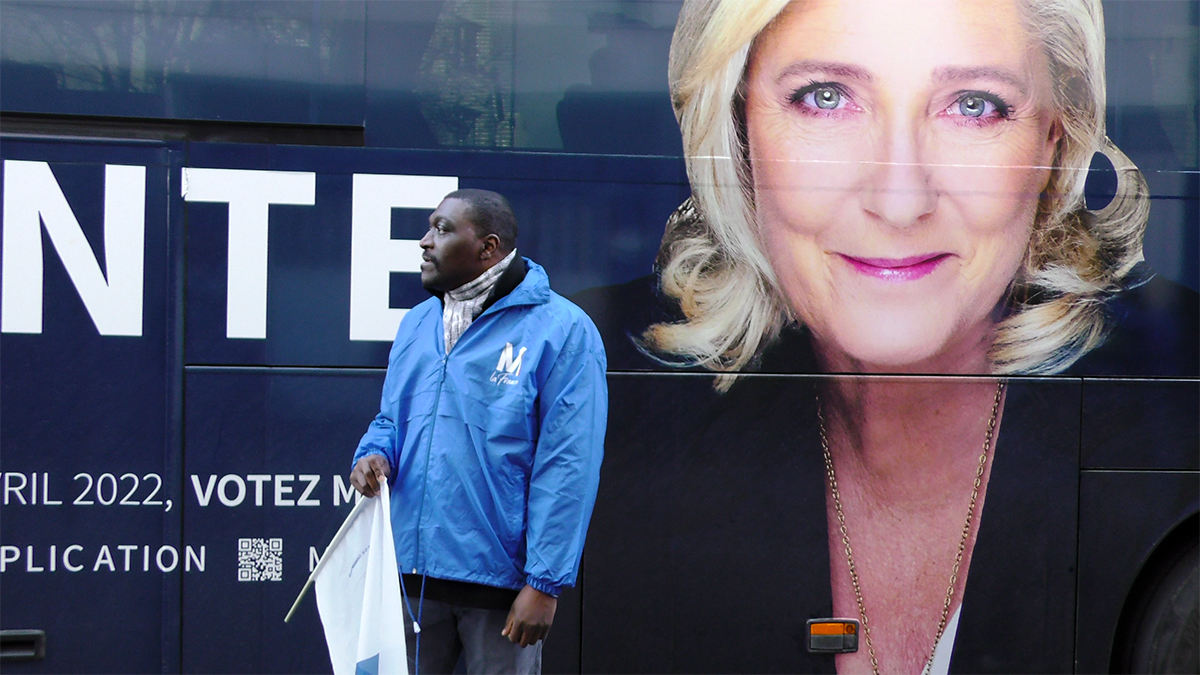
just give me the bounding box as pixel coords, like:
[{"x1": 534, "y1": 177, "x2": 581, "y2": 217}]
[{"x1": 574, "y1": 0, "x2": 1198, "y2": 672}]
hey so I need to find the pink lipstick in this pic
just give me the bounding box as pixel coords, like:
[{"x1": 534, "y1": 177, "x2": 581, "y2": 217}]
[{"x1": 839, "y1": 253, "x2": 950, "y2": 281}]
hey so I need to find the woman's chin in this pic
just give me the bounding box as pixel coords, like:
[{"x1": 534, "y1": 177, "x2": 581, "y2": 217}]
[{"x1": 816, "y1": 325, "x2": 989, "y2": 374}]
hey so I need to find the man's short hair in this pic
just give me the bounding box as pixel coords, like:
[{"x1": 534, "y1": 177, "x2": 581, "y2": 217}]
[{"x1": 445, "y1": 189, "x2": 518, "y2": 252}]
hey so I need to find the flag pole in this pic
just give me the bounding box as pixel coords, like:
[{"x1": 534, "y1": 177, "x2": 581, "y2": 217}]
[{"x1": 284, "y1": 489, "x2": 378, "y2": 623}]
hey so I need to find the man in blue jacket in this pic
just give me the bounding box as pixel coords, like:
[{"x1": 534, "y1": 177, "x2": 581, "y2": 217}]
[{"x1": 349, "y1": 189, "x2": 607, "y2": 674}]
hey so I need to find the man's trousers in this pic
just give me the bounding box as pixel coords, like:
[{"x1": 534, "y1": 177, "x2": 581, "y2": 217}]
[{"x1": 401, "y1": 597, "x2": 542, "y2": 675}]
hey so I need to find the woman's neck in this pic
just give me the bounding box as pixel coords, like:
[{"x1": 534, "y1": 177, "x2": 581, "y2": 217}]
[{"x1": 818, "y1": 376, "x2": 1006, "y2": 508}]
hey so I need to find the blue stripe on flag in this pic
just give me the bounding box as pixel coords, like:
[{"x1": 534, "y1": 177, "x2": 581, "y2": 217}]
[{"x1": 355, "y1": 654, "x2": 380, "y2": 675}]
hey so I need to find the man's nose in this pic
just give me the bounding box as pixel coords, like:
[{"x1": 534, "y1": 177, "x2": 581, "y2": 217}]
[
  {"x1": 419, "y1": 228, "x2": 434, "y2": 248},
  {"x1": 859, "y1": 123, "x2": 938, "y2": 228}
]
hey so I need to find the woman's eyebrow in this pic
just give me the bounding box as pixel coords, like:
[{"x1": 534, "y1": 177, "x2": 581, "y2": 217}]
[
  {"x1": 775, "y1": 60, "x2": 873, "y2": 84},
  {"x1": 931, "y1": 66, "x2": 1029, "y2": 95}
]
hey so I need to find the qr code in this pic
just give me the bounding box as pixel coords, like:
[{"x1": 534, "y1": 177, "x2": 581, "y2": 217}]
[{"x1": 237, "y1": 538, "x2": 283, "y2": 582}]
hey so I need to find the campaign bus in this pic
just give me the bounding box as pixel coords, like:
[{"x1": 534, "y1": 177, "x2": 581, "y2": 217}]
[{"x1": 1, "y1": 1, "x2": 1196, "y2": 672}]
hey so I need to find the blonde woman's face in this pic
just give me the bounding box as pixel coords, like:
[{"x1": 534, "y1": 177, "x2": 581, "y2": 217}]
[{"x1": 744, "y1": 0, "x2": 1061, "y2": 373}]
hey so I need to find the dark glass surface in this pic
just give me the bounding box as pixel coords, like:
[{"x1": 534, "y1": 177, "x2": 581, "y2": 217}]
[{"x1": 1, "y1": 1, "x2": 367, "y2": 125}]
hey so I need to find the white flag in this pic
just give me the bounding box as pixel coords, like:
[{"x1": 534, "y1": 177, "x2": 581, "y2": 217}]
[{"x1": 314, "y1": 483, "x2": 408, "y2": 675}]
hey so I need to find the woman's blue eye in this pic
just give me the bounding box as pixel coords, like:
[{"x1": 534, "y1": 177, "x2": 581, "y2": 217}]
[
  {"x1": 812, "y1": 86, "x2": 842, "y2": 110},
  {"x1": 958, "y1": 95, "x2": 990, "y2": 117},
  {"x1": 948, "y1": 92, "x2": 1010, "y2": 120},
  {"x1": 791, "y1": 83, "x2": 850, "y2": 113}
]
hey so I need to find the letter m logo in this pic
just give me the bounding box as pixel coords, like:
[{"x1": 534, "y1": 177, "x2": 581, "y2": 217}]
[{"x1": 495, "y1": 343, "x2": 527, "y2": 376}]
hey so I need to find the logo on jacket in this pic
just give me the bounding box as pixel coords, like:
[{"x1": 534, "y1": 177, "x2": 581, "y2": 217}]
[{"x1": 490, "y1": 343, "x2": 526, "y2": 386}]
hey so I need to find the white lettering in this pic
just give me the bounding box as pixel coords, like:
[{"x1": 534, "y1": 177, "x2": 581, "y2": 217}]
[
  {"x1": 73, "y1": 472, "x2": 94, "y2": 505},
  {"x1": 30, "y1": 472, "x2": 37, "y2": 505},
  {"x1": 247, "y1": 474, "x2": 271, "y2": 506},
  {"x1": 25, "y1": 546, "x2": 44, "y2": 572},
  {"x1": 96, "y1": 473, "x2": 117, "y2": 505},
  {"x1": 0, "y1": 546, "x2": 17, "y2": 572},
  {"x1": 333, "y1": 474, "x2": 358, "y2": 506},
  {"x1": 275, "y1": 474, "x2": 295, "y2": 506},
  {"x1": 496, "y1": 343, "x2": 527, "y2": 376},
  {"x1": 42, "y1": 473, "x2": 62, "y2": 505},
  {"x1": 191, "y1": 474, "x2": 216, "y2": 507},
  {"x1": 118, "y1": 544, "x2": 138, "y2": 571},
  {"x1": 181, "y1": 168, "x2": 315, "y2": 339},
  {"x1": 2, "y1": 161, "x2": 145, "y2": 335},
  {"x1": 64, "y1": 545, "x2": 83, "y2": 572},
  {"x1": 142, "y1": 473, "x2": 163, "y2": 506},
  {"x1": 218, "y1": 475, "x2": 246, "y2": 507},
  {"x1": 195, "y1": 473, "x2": 337, "y2": 508},
  {"x1": 0, "y1": 545, "x2": 198, "y2": 573},
  {"x1": 156, "y1": 546, "x2": 178, "y2": 573},
  {"x1": 310, "y1": 546, "x2": 320, "y2": 572},
  {"x1": 297, "y1": 474, "x2": 320, "y2": 506},
  {"x1": 93, "y1": 545, "x2": 116, "y2": 572},
  {"x1": 349, "y1": 173, "x2": 458, "y2": 341},
  {"x1": 185, "y1": 545, "x2": 205, "y2": 572},
  {"x1": 4, "y1": 473, "x2": 28, "y2": 505}
]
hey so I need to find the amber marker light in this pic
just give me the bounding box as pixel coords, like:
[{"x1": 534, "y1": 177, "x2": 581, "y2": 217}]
[{"x1": 806, "y1": 618, "x2": 860, "y2": 653}]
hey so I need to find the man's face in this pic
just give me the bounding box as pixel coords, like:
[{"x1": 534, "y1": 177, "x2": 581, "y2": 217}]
[{"x1": 419, "y1": 198, "x2": 490, "y2": 292}]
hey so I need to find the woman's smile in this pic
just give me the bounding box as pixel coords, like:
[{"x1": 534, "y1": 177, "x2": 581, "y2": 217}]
[{"x1": 837, "y1": 253, "x2": 953, "y2": 282}]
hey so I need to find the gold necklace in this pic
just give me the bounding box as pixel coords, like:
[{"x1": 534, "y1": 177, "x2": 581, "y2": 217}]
[{"x1": 817, "y1": 380, "x2": 1005, "y2": 675}]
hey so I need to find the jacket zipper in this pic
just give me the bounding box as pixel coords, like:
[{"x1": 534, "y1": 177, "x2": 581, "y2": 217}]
[
  {"x1": 409, "y1": 298, "x2": 525, "y2": 574},
  {"x1": 412, "y1": 355, "x2": 447, "y2": 574}
]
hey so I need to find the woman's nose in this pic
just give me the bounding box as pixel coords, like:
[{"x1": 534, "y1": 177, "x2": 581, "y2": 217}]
[{"x1": 859, "y1": 127, "x2": 938, "y2": 228}]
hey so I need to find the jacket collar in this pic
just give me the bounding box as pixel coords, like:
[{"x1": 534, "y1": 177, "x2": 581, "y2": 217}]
[
  {"x1": 431, "y1": 256, "x2": 550, "y2": 313},
  {"x1": 480, "y1": 252, "x2": 528, "y2": 314}
]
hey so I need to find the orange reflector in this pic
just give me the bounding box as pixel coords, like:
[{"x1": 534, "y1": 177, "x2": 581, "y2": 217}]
[
  {"x1": 810, "y1": 621, "x2": 855, "y2": 635},
  {"x1": 806, "y1": 618, "x2": 860, "y2": 654}
]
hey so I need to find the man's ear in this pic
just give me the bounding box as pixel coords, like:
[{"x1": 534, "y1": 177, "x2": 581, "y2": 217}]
[{"x1": 480, "y1": 233, "x2": 501, "y2": 260}]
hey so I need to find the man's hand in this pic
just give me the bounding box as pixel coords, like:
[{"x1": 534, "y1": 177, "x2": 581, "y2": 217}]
[
  {"x1": 349, "y1": 454, "x2": 390, "y2": 498},
  {"x1": 501, "y1": 585, "x2": 557, "y2": 647}
]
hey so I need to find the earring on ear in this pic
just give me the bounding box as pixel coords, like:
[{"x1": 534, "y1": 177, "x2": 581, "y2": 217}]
[{"x1": 1091, "y1": 137, "x2": 1150, "y2": 280}]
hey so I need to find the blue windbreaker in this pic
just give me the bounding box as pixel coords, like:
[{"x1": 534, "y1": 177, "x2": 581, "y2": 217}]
[{"x1": 353, "y1": 259, "x2": 607, "y2": 597}]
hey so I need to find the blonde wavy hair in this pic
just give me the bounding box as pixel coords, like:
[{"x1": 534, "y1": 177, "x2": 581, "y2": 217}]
[{"x1": 645, "y1": 0, "x2": 1149, "y2": 390}]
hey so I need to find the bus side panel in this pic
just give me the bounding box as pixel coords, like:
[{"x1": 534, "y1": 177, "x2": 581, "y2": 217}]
[
  {"x1": 1076, "y1": 471, "x2": 1200, "y2": 672},
  {"x1": 0, "y1": 141, "x2": 179, "y2": 673}
]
